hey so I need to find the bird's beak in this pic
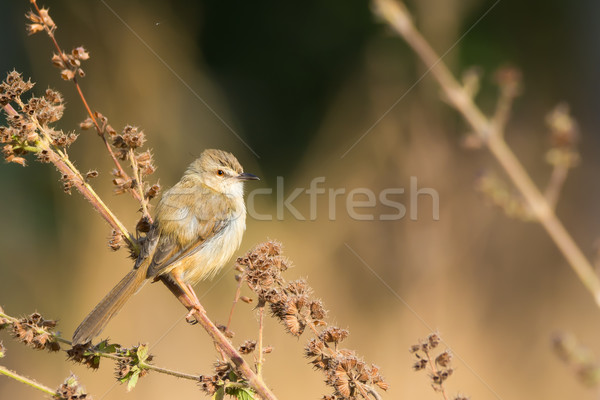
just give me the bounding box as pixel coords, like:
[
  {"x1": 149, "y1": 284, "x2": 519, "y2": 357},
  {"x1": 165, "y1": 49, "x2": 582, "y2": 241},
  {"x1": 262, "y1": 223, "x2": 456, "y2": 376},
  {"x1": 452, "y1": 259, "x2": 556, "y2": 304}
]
[{"x1": 237, "y1": 172, "x2": 260, "y2": 181}]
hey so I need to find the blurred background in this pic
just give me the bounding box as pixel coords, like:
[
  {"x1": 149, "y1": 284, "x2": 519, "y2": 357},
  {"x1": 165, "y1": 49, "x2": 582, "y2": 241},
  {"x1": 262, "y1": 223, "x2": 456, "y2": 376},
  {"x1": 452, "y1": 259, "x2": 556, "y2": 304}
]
[{"x1": 1, "y1": 0, "x2": 600, "y2": 399}]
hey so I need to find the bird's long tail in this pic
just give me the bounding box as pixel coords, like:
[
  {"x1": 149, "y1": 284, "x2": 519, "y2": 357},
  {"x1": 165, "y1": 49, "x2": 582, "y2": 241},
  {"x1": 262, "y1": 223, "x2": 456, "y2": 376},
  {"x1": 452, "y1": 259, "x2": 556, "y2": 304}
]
[{"x1": 72, "y1": 265, "x2": 148, "y2": 345}]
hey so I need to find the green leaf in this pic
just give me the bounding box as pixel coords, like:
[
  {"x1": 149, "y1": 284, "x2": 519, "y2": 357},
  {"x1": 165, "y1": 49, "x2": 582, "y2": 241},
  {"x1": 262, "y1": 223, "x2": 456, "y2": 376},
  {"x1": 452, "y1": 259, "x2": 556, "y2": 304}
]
[
  {"x1": 126, "y1": 370, "x2": 139, "y2": 392},
  {"x1": 136, "y1": 344, "x2": 148, "y2": 363},
  {"x1": 226, "y1": 387, "x2": 256, "y2": 400}
]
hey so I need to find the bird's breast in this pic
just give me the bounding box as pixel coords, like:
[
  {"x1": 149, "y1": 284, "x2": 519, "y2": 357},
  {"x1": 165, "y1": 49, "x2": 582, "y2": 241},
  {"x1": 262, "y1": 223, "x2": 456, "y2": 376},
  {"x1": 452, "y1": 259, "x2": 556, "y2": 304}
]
[{"x1": 182, "y1": 205, "x2": 246, "y2": 285}]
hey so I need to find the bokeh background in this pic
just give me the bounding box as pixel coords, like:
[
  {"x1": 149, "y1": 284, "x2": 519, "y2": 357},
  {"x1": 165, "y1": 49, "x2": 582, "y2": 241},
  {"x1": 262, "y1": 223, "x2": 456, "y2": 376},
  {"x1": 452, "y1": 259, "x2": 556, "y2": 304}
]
[{"x1": 2, "y1": 0, "x2": 600, "y2": 399}]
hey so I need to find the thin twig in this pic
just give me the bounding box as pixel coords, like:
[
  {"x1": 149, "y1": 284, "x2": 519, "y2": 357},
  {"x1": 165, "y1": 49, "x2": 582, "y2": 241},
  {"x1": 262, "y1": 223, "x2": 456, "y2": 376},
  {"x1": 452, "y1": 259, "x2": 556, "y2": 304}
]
[
  {"x1": 256, "y1": 305, "x2": 264, "y2": 377},
  {"x1": 0, "y1": 309, "x2": 200, "y2": 382},
  {"x1": 374, "y1": 0, "x2": 600, "y2": 308},
  {"x1": 0, "y1": 365, "x2": 56, "y2": 396},
  {"x1": 30, "y1": 0, "x2": 148, "y2": 213},
  {"x1": 2, "y1": 102, "x2": 137, "y2": 250},
  {"x1": 226, "y1": 276, "x2": 245, "y2": 331}
]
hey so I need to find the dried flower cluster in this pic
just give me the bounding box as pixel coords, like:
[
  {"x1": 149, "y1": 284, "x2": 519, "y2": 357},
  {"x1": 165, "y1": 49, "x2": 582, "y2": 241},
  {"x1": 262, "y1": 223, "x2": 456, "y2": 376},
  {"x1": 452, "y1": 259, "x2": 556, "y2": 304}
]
[
  {"x1": 27, "y1": 6, "x2": 89, "y2": 81},
  {"x1": 114, "y1": 343, "x2": 153, "y2": 391},
  {"x1": 198, "y1": 361, "x2": 235, "y2": 395},
  {"x1": 51, "y1": 47, "x2": 90, "y2": 81},
  {"x1": 25, "y1": 7, "x2": 55, "y2": 35},
  {"x1": 55, "y1": 374, "x2": 93, "y2": 400},
  {"x1": 235, "y1": 241, "x2": 387, "y2": 399},
  {"x1": 3, "y1": 312, "x2": 61, "y2": 352},
  {"x1": 67, "y1": 340, "x2": 122, "y2": 370},
  {"x1": 20, "y1": 4, "x2": 158, "y2": 254},
  {"x1": 198, "y1": 361, "x2": 256, "y2": 399},
  {"x1": 552, "y1": 332, "x2": 600, "y2": 387},
  {"x1": 410, "y1": 333, "x2": 466, "y2": 399},
  {"x1": 308, "y1": 328, "x2": 388, "y2": 399},
  {"x1": 0, "y1": 71, "x2": 71, "y2": 166}
]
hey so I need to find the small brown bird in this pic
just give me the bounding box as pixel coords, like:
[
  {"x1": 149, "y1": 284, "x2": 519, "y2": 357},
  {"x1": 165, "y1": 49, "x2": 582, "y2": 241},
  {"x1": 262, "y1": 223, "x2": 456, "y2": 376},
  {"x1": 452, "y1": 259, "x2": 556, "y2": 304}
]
[{"x1": 72, "y1": 149, "x2": 259, "y2": 345}]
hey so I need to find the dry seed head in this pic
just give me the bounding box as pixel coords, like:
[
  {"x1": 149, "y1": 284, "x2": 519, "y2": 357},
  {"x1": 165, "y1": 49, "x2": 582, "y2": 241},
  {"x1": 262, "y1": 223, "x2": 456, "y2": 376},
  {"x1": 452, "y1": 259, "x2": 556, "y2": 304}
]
[
  {"x1": 436, "y1": 350, "x2": 452, "y2": 368},
  {"x1": 12, "y1": 312, "x2": 60, "y2": 352},
  {"x1": 319, "y1": 327, "x2": 349, "y2": 344},
  {"x1": 413, "y1": 359, "x2": 427, "y2": 371},
  {"x1": 55, "y1": 374, "x2": 91, "y2": 400},
  {"x1": 238, "y1": 340, "x2": 256, "y2": 354},
  {"x1": 108, "y1": 230, "x2": 124, "y2": 251}
]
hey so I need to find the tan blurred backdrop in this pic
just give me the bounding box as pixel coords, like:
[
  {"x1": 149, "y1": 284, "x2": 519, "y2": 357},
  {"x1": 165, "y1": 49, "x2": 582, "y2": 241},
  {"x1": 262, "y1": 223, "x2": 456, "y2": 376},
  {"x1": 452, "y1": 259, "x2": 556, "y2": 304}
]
[{"x1": 2, "y1": 1, "x2": 600, "y2": 400}]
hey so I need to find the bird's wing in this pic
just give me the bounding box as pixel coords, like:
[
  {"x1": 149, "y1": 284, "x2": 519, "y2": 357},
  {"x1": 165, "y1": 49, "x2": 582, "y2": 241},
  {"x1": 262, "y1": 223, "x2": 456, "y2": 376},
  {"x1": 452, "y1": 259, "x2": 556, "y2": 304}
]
[{"x1": 145, "y1": 187, "x2": 233, "y2": 278}]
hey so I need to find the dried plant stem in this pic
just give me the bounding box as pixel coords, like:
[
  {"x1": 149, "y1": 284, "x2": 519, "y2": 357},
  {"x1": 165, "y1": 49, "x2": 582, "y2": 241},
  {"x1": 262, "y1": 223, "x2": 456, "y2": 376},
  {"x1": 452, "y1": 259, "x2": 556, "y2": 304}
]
[
  {"x1": 191, "y1": 308, "x2": 276, "y2": 399},
  {"x1": 226, "y1": 277, "x2": 244, "y2": 330},
  {"x1": 0, "y1": 309, "x2": 200, "y2": 382},
  {"x1": 2, "y1": 102, "x2": 136, "y2": 249},
  {"x1": 375, "y1": 0, "x2": 600, "y2": 308},
  {"x1": 100, "y1": 352, "x2": 199, "y2": 380},
  {"x1": 161, "y1": 280, "x2": 277, "y2": 400},
  {"x1": 256, "y1": 305, "x2": 264, "y2": 376},
  {"x1": 30, "y1": 0, "x2": 147, "y2": 213},
  {"x1": 426, "y1": 355, "x2": 449, "y2": 400},
  {"x1": 0, "y1": 365, "x2": 56, "y2": 396},
  {"x1": 128, "y1": 148, "x2": 150, "y2": 219}
]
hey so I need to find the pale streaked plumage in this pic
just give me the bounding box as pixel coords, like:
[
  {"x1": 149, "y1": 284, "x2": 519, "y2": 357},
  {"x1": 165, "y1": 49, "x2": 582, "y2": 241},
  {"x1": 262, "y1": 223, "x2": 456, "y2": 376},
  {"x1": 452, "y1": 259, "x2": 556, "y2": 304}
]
[{"x1": 72, "y1": 149, "x2": 258, "y2": 345}]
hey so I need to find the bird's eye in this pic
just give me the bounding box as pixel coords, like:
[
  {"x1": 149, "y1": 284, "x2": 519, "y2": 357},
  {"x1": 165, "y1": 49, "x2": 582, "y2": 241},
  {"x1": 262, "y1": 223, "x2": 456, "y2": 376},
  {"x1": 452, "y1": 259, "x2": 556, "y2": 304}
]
[{"x1": 217, "y1": 169, "x2": 224, "y2": 176}]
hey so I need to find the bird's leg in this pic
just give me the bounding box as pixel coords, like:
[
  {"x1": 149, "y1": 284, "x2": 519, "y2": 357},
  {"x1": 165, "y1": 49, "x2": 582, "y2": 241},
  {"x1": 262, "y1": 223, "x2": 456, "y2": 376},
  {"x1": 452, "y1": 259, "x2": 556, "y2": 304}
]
[
  {"x1": 161, "y1": 271, "x2": 205, "y2": 324},
  {"x1": 172, "y1": 271, "x2": 205, "y2": 323}
]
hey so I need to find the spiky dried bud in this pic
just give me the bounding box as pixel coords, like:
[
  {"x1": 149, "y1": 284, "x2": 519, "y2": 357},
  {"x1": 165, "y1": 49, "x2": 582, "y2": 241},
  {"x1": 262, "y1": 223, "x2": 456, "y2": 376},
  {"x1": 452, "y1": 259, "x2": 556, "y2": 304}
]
[
  {"x1": 238, "y1": 340, "x2": 256, "y2": 354},
  {"x1": 85, "y1": 170, "x2": 98, "y2": 180},
  {"x1": 26, "y1": 23, "x2": 44, "y2": 35},
  {"x1": 108, "y1": 230, "x2": 124, "y2": 251},
  {"x1": 36, "y1": 149, "x2": 51, "y2": 163},
  {"x1": 38, "y1": 8, "x2": 55, "y2": 29},
  {"x1": 213, "y1": 360, "x2": 231, "y2": 376},
  {"x1": 198, "y1": 374, "x2": 219, "y2": 395},
  {"x1": 413, "y1": 359, "x2": 427, "y2": 371},
  {"x1": 61, "y1": 173, "x2": 74, "y2": 194},
  {"x1": 51, "y1": 53, "x2": 65, "y2": 68},
  {"x1": 55, "y1": 374, "x2": 92, "y2": 400},
  {"x1": 309, "y1": 300, "x2": 327, "y2": 320},
  {"x1": 61, "y1": 69, "x2": 75, "y2": 81},
  {"x1": 286, "y1": 279, "x2": 310, "y2": 296},
  {"x1": 305, "y1": 338, "x2": 325, "y2": 357},
  {"x1": 72, "y1": 46, "x2": 90, "y2": 60},
  {"x1": 121, "y1": 125, "x2": 146, "y2": 149},
  {"x1": 12, "y1": 312, "x2": 60, "y2": 352},
  {"x1": 319, "y1": 327, "x2": 349, "y2": 344},
  {"x1": 436, "y1": 350, "x2": 452, "y2": 368},
  {"x1": 427, "y1": 333, "x2": 440, "y2": 349},
  {"x1": 0, "y1": 71, "x2": 35, "y2": 105},
  {"x1": 25, "y1": 11, "x2": 42, "y2": 24},
  {"x1": 217, "y1": 324, "x2": 234, "y2": 339},
  {"x1": 79, "y1": 117, "x2": 94, "y2": 130},
  {"x1": 112, "y1": 176, "x2": 134, "y2": 195}
]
